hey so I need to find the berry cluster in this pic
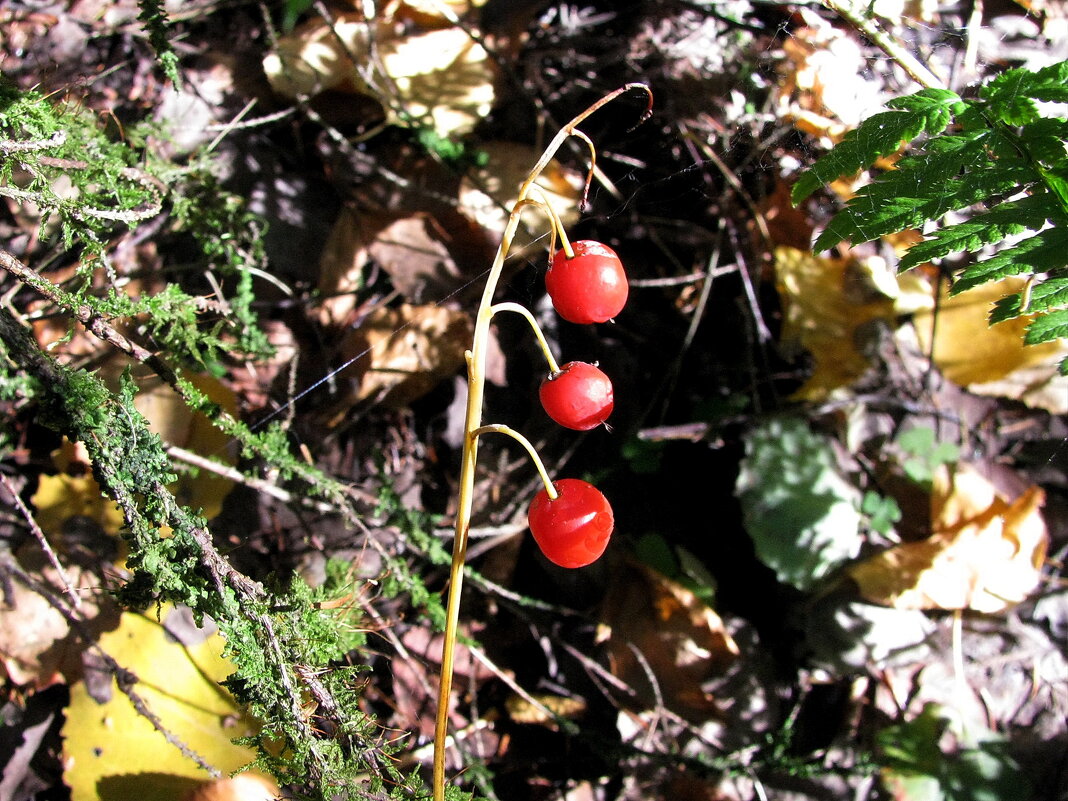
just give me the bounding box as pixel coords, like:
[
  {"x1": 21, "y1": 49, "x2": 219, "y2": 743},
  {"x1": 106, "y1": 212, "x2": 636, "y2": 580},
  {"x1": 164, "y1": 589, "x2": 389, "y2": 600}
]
[{"x1": 528, "y1": 241, "x2": 628, "y2": 568}]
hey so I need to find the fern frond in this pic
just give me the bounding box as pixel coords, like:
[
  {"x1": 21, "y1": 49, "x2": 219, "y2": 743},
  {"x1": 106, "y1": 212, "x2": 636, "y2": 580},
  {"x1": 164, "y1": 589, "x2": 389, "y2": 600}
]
[
  {"x1": 790, "y1": 88, "x2": 962, "y2": 204},
  {"x1": 898, "y1": 194, "x2": 1054, "y2": 272},
  {"x1": 991, "y1": 273, "x2": 1068, "y2": 322},
  {"x1": 981, "y1": 61, "x2": 1068, "y2": 120},
  {"x1": 812, "y1": 142, "x2": 1033, "y2": 252},
  {"x1": 792, "y1": 58, "x2": 1068, "y2": 376},
  {"x1": 1025, "y1": 311, "x2": 1068, "y2": 371},
  {"x1": 952, "y1": 227, "x2": 1068, "y2": 293}
]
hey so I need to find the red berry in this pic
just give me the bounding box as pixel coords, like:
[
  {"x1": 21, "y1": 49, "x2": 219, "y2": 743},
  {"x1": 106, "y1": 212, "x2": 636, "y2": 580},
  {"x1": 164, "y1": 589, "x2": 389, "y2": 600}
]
[
  {"x1": 539, "y1": 361, "x2": 614, "y2": 430},
  {"x1": 546, "y1": 240, "x2": 628, "y2": 324},
  {"x1": 528, "y1": 479, "x2": 614, "y2": 568}
]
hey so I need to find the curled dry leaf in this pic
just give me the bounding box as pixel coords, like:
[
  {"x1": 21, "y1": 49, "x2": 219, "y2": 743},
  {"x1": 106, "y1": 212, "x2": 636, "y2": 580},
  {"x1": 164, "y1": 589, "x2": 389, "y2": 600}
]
[
  {"x1": 263, "y1": 15, "x2": 494, "y2": 138},
  {"x1": 0, "y1": 549, "x2": 120, "y2": 687},
  {"x1": 182, "y1": 775, "x2": 280, "y2": 801},
  {"x1": 334, "y1": 303, "x2": 472, "y2": 412},
  {"x1": 393, "y1": 0, "x2": 486, "y2": 28},
  {"x1": 913, "y1": 276, "x2": 1068, "y2": 414},
  {"x1": 777, "y1": 10, "x2": 889, "y2": 142},
  {"x1": 318, "y1": 208, "x2": 462, "y2": 325},
  {"x1": 599, "y1": 560, "x2": 739, "y2": 720},
  {"x1": 848, "y1": 464, "x2": 1048, "y2": 613},
  {"x1": 458, "y1": 141, "x2": 584, "y2": 255}
]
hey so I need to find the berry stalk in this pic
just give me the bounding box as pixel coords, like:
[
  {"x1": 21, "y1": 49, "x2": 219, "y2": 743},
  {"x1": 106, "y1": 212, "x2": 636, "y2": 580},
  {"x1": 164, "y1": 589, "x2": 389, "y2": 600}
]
[{"x1": 433, "y1": 84, "x2": 651, "y2": 801}]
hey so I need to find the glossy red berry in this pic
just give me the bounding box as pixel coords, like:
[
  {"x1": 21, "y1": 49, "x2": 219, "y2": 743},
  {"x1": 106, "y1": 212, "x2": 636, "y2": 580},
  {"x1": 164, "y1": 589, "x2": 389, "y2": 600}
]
[
  {"x1": 539, "y1": 361, "x2": 614, "y2": 430},
  {"x1": 546, "y1": 240, "x2": 628, "y2": 324},
  {"x1": 527, "y1": 478, "x2": 614, "y2": 568}
]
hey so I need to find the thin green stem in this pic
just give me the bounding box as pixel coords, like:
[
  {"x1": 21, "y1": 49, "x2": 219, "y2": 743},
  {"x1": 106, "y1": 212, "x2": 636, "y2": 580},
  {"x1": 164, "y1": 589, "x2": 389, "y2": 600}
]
[{"x1": 490, "y1": 301, "x2": 562, "y2": 374}]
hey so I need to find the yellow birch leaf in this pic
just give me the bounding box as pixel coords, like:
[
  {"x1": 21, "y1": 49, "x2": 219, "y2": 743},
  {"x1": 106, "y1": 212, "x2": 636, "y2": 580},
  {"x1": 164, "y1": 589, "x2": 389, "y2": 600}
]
[
  {"x1": 914, "y1": 277, "x2": 1068, "y2": 414},
  {"x1": 774, "y1": 246, "x2": 896, "y2": 400},
  {"x1": 848, "y1": 465, "x2": 1048, "y2": 613},
  {"x1": 31, "y1": 472, "x2": 125, "y2": 538},
  {"x1": 131, "y1": 371, "x2": 238, "y2": 522},
  {"x1": 62, "y1": 606, "x2": 260, "y2": 801}
]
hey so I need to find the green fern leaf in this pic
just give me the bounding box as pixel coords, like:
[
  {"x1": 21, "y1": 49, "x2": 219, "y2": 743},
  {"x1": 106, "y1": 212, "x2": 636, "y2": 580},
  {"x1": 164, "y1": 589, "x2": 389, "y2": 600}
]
[
  {"x1": 813, "y1": 158, "x2": 1033, "y2": 252},
  {"x1": 982, "y1": 61, "x2": 1068, "y2": 110},
  {"x1": 791, "y1": 88, "x2": 962, "y2": 204},
  {"x1": 1019, "y1": 119, "x2": 1068, "y2": 167},
  {"x1": 990, "y1": 273, "x2": 1068, "y2": 322},
  {"x1": 793, "y1": 60, "x2": 1068, "y2": 367},
  {"x1": 1025, "y1": 309, "x2": 1068, "y2": 348},
  {"x1": 899, "y1": 194, "x2": 1054, "y2": 272},
  {"x1": 952, "y1": 227, "x2": 1068, "y2": 293}
]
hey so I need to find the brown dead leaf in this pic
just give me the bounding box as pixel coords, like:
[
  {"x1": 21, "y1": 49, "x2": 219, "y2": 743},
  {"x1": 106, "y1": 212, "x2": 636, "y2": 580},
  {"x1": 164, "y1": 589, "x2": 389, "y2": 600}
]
[
  {"x1": 849, "y1": 464, "x2": 1048, "y2": 613},
  {"x1": 183, "y1": 775, "x2": 280, "y2": 801},
  {"x1": 333, "y1": 303, "x2": 471, "y2": 411},
  {"x1": 318, "y1": 208, "x2": 462, "y2": 325},
  {"x1": 774, "y1": 246, "x2": 897, "y2": 400},
  {"x1": 0, "y1": 548, "x2": 120, "y2": 687},
  {"x1": 777, "y1": 11, "x2": 889, "y2": 142},
  {"x1": 599, "y1": 560, "x2": 739, "y2": 720},
  {"x1": 392, "y1": 0, "x2": 486, "y2": 28},
  {"x1": 914, "y1": 277, "x2": 1068, "y2": 414}
]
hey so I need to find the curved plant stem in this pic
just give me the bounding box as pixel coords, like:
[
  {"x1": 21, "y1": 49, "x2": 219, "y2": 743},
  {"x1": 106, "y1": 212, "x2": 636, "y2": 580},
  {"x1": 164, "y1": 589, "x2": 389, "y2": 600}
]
[
  {"x1": 490, "y1": 302, "x2": 562, "y2": 375},
  {"x1": 471, "y1": 424, "x2": 559, "y2": 499},
  {"x1": 432, "y1": 83, "x2": 652, "y2": 801}
]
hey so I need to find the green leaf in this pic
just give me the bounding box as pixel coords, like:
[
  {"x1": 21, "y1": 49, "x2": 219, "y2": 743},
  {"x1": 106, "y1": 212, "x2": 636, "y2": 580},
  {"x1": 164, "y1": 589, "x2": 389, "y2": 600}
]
[
  {"x1": 980, "y1": 66, "x2": 1043, "y2": 125},
  {"x1": 735, "y1": 417, "x2": 863, "y2": 591},
  {"x1": 899, "y1": 194, "x2": 1054, "y2": 272},
  {"x1": 984, "y1": 59, "x2": 1068, "y2": 106},
  {"x1": 990, "y1": 273, "x2": 1068, "y2": 321},
  {"x1": 791, "y1": 88, "x2": 961, "y2": 204},
  {"x1": 878, "y1": 705, "x2": 1032, "y2": 801},
  {"x1": 897, "y1": 427, "x2": 958, "y2": 486},
  {"x1": 952, "y1": 227, "x2": 1068, "y2": 293},
  {"x1": 1025, "y1": 308, "x2": 1068, "y2": 346}
]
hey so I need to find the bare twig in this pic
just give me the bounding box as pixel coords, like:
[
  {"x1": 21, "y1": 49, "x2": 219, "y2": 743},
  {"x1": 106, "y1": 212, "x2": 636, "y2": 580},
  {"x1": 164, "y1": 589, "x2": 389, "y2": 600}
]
[
  {"x1": 820, "y1": 0, "x2": 946, "y2": 90},
  {"x1": 0, "y1": 549, "x2": 222, "y2": 777},
  {"x1": 0, "y1": 472, "x2": 83, "y2": 611}
]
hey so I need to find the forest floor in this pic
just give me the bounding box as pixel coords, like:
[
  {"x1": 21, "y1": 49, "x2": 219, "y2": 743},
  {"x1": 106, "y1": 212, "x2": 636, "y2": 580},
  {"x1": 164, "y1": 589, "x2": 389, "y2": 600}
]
[{"x1": 1, "y1": 1, "x2": 1067, "y2": 800}]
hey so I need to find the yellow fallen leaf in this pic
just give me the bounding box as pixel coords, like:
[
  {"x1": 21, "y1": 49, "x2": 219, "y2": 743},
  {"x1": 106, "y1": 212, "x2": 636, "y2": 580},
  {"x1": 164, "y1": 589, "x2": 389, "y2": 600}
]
[
  {"x1": 774, "y1": 246, "x2": 897, "y2": 400},
  {"x1": 62, "y1": 606, "x2": 261, "y2": 801},
  {"x1": 31, "y1": 472, "x2": 125, "y2": 538},
  {"x1": 914, "y1": 277, "x2": 1068, "y2": 413},
  {"x1": 849, "y1": 465, "x2": 1048, "y2": 613}
]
